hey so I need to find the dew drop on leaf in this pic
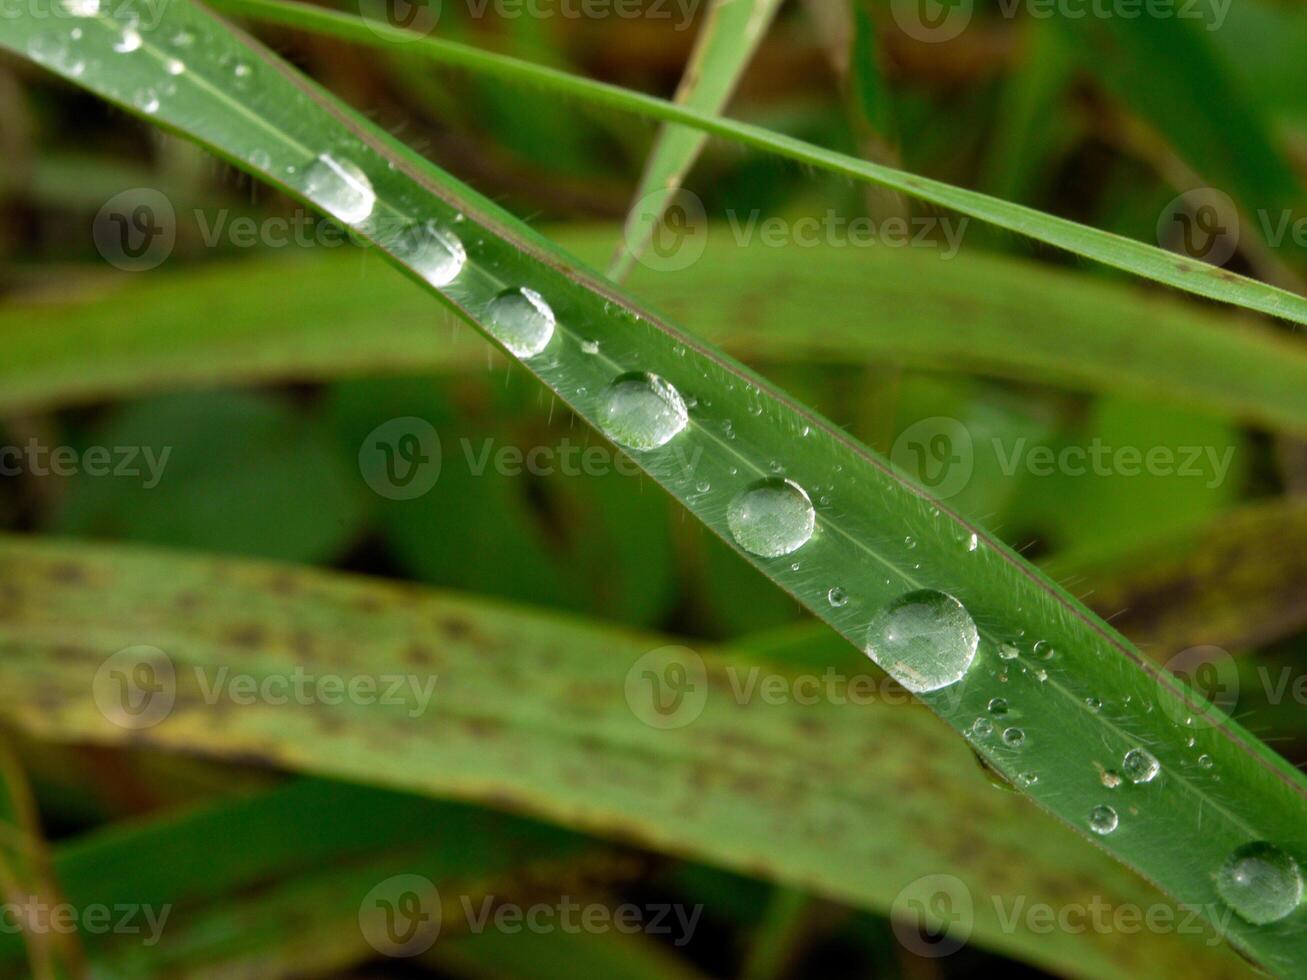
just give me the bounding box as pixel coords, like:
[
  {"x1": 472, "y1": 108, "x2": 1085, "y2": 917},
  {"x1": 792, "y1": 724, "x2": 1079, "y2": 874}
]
[
  {"x1": 1122, "y1": 747, "x2": 1160, "y2": 784},
  {"x1": 727, "y1": 478, "x2": 815, "y2": 558},
  {"x1": 396, "y1": 221, "x2": 465, "y2": 287},
  {"x1": 599, "y1": 373, "x2": 688, "y2": 451},
  {"x1": 302, "y1": 154, "x2": 376, "y2": 226},
  {"x1": 827, "y1": 586, "x2": 848, "y2": 608},
  {"x1": 113, "y1": 28, "x2": 142, "y2": 53},
  {"x1": 1089, "y1": 805, "x2": 1118, "y2": 835},
  {"x1": 1217, "y1": 843, "x2": 1303, "y2": 925},
  {"x1": 864, "y1": 590, "x2": 978, "y2": 694},
  {"x1": 485, "y1": 287, "x2": 555, "y2": 358}
]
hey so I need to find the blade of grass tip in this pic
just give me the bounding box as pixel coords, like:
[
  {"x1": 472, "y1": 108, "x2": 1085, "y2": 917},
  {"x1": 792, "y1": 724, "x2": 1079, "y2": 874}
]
[
  {"x1": 7, "y1": 4, "x2": 1307, "y2": 971},
  {"x1": 608, "y1": 0, "x2": 784, "y2": 281},
  {"x1": 0, "y1": 737, "x2": 86, "y2": 980},
  {"x1": 206, "y1": 0, "x2": 1307, "y2": 325}
]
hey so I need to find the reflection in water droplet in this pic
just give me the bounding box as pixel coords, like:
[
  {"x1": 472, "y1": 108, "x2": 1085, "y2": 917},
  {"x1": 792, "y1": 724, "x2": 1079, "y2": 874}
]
[
  {"x1": 987, "y1": 698, "x2": 1008, "y2": 715},
  {"x1": 971, "y1": 718, "x2": 993, "y2": 738},
  {"x1": 114, "y1": 28, "x2": 142, "y2": 53},
  {"x1": 395, "y1": 221, "x2": 465, "y2": 286},
  {"x1": 827, "y1": 587, "x2": 848, "y2": 608},
  {"x1": 485, "y1": 288, "x2": 555, "y2": 358},
  {"x1": 1216, "y1": 842, "x2": 1303, "y2": 925},
  {"x1": 1002, "y1": 727, "x2": 1025, "y2": 747},
  {"x1": 864, "y1": 590, "x2": 978, "y2": 694},
  {"x1": 599, "y1": 373, "x2": 688, "y2": 451},
  {"x1": 1122, "y1": 748, "x2": 1160, "y2": 784},
  {"x1": 1089, "y1": 805, "x2": 1118, "y2": 835},
  {"x1": 727, "y1": 478, "x2": 815, "y2": 559},
  {"x1": 303, "y1": 154, "x2": 376, "y2": 226}
]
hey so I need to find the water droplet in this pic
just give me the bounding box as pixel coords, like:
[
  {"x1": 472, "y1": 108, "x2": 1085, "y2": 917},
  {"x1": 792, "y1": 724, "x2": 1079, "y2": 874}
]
[
  {"x1": 971, "y1": 718, "x2": 994, "y2": 738},
  {"x1": 1032, "y1": 640, "x2": 1055, "y2": 660},
  {"x1": 998, "y1": 643, "x2": 1019, "y2": 661},
  {"x1": 303, "y1": 154, "x2": 375, "y2": 226},
  {"x1": 114, "y1": 28, "x2": 142, "y2": 53},
  {"x1": 827, "y1": 586, "x2": 848, "y2": 608},
  {"x1": 1101, "y1": 770, "x2": 1122, "y2": 789},
  {"x1": 61, "y1": 0, "x2": 99, "y2": 15},
  {"x1": 987, "y1": 698, "x2": 1008, "y2": 715},
  {"x1": 904, "y1": 536, "x2": 917, "y2": 549},
  {"x1": 599, "y1": 372, "x2": 688, "y2": 451},
  {"x1": 864, "y1": 590, "x2": 978, "y2": 694},
  {"x1": 1017, "y1": 772, "x2": 1038, "y2": 786},
  {"x1": 485, "y1": 287, "x2": 554, "y2": 358},
  {"x1": 1086, "y1": 696, "x2": 1102, "y2": 712},
  {"x1": 1089, "y1": 805, "x2": 1118, "y2": 835},
  {"x1": 727, "y1": 479, "x2": 816, "y2": 559},
  {"x1": 165, "y1": 57, "x2": 185, "y2": 76},
  {"x1": 1122, "y1": 748, "x2": 1160, "y2": 784},
  {"x1": 395, "y1": 220, "x2": 465, "y2": 286},
  {"x1": 132, "y1": 88, "x2": 160, "y2": 113},
  {"x1": 580, "y1": 338, "x2": 599, "y2": 355},
  {"x1": 1002, "y1": 727, "x2": 1025, "y2": 747},
  {"x1": 967, "y1": 532, "x2": 979, "y2": 552},
  {"x1": 1217, "y1": 843, "x2": 1302, "y2": 925},
  {"x1": 1198, "y1": 754, "x2": 1214, "y2": 770}
]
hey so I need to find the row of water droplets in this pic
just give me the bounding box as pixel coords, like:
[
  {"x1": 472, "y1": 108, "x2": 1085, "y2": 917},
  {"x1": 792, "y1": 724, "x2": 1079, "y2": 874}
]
[{"x1": 47, "y1": 7, "x2": 1299, "y2": 930}]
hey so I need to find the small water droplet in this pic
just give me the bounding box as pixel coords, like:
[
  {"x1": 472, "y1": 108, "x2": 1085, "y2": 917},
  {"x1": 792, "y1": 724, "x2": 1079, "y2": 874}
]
[
  {"x1": 165, "y1": 57, "x2": 185, "y2": 76},
  {"x1": 170, "y1": 29, "x2": 195, "y2": 48},
  {"x1": 61, "y1": 0, "x2": 99, "y2": 14},
  {"x1": 768, "y1": 460, "x2": 784, "y2": 475},
  {"x1": 114, "y1": 28, "x2": 142, "y2": 53},
  {"x1": 1122, "y1": 748, "x2": 1159, "y2": 784},
  {"x1": 302, "y1": 154, "x2": 375, "y2": 226},
  {"x1": 1032, "y1": 640, "x2": 1055, "y2": 660},
  {"x1": 1101, "y1": 770, "x2": 1122, "y2": 789},
  {"x1": 1217, "y1": 843, "x2": 1302, "y2": 924},
  {"x1": 864, "y1": 590, "x2": 978, "y2": 694},
  {"x1": 1198, "y1": 754, "x2": 1214, "y2": 770},
  {"x1": 727, "y1": 479, "x2": 815, "y2": 558},
  {"x1": 904, "y1": 536, "x2": 916, "y2": 549},
  {"x1": 485, "y1": 287, "x2": 555, "y2": 358},
  {"x1": 1017, "y1": 772, "x2": 1038, "y2": 786},
  {"x1": 580, "y1": 338, "x2": 599, "y2": 355},
  {"x1": 1089, "y1": 805, "x2": 1118, "y2": 835},
  {"x1": 1086, "y1": 697, "x2": 1103, "y2": 711},
  {"x1": 966, "y1": 533, "x2": 978, "y2": 552},
  {"x1": 1002, "y1": 727, "x2": 1025, "y2": 747},
  {"x1": 599, "y1": 372, "x2": 688, "y2": 451},
  {"x1": 971, "y1": 718, "x2": 994, "y2": 738},
  {"x1": 998, "y1": 643, "x2": 1019, "y2": 661},
  {"x1": 1033, "y1": 668, "x2": 1048, "y2": 683},
  {"x1": 827, "y1": 587, "x2": 848, "y2": 608},
  {"x1": 132, "y1": 88, "x2": 160, "y2": 113},
  {"x1": 695, "y1": 480, "x2": 711, "y2": 493},
  {"x1": 395, "y1": 220, "x2": 465, "y2": 286},
  {"x1": 987, "y1": 698, "x2": 1008, "y2": 715}
]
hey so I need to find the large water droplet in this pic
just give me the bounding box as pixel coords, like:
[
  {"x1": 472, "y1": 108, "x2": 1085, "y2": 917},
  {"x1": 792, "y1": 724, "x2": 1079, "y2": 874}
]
[
  {"x1": 395, "y1": 220, "x2": 465, "y2": 286},
  {"x1": 1216, "y1": 843, "x2": 1302, "y2": 925},
  {"x1": 1122, "y1": 748, "x2": 1160, "y2": 784},
  {"x1": 303, "y1": 154, "x2": 376, "y2": 226},
  {"x1": 1089, "y1": 805, "x2": 1118, "y2": 835},
  {"x1": 486, "y1": 287, "x2": 554, "y2": 358},
  {"x1": 599, "y1": 373, "x2": 688, "y2": 451},
  {"x1": 727, "y1": 478, "x2": 815, "y2": 558},
  {"x1": 864, "y1": 590, "x2": 978, "y2": 694}
]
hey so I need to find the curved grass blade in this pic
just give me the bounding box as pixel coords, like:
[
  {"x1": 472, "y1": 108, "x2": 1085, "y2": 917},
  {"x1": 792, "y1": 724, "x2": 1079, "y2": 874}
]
[
  {"x1": 206, "y1": 0, "x2": 1307, "y2": 325},
  {"x1": 8, "y1": 234, "x2": 1307, "y2": 435},
  {"x1": 0, "y1": 538, "x2": 1255, "y2": 977},
  {"x1": 5, "y1": 4, "x2": 1307, "y2": 971},
  {"x1": 608, "y1": 0, "x2": 783, "y2": 279}
]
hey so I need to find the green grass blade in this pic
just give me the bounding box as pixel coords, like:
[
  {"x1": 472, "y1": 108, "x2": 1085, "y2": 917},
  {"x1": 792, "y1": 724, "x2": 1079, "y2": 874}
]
[
  {"x1": 5, "y1": 4, "x2": 1306, "y2": 971},
  {"x1": 0, "y1": 538, "x2": 1255, "y2": 977},
  {"x1": 608, "y1": 0, "x2": 783, "y2": 279},
  {"x1": 205, "y1": 0, "x2": 1307, "y2": 324},
  {"x1": 7, "y1": 234, "x2": 1307, "y2": 434}
]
